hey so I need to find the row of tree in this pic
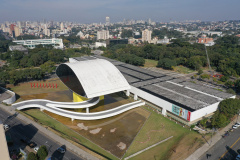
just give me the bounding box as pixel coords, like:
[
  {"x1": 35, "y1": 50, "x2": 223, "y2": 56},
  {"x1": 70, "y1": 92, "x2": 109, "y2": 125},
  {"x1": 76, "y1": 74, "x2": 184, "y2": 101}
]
[
  {"x1": 103, "y1": 36, "x2": 240, "y2": 77},
  {"x1": 27, "y1": 145, "x2": 48, "y2": 160},
  {"x1": 211, "y1": 98, "x2": 240, "y2": 128},
  {"x1": 0, "y1": 47, "x2": 92, "y2": 85}
]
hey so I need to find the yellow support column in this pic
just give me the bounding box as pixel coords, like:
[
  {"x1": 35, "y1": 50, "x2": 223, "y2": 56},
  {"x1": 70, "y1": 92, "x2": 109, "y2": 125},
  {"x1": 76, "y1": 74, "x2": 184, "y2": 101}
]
[
  {"x1": 73, "y1": 92, "x2": 104, "y2": 102},
  {"x1": 73, "y1": 92, "x2": 88, "y2": 102},
  {"x1": 99, "y1": 95, "x2": 104, "y2": 100}
]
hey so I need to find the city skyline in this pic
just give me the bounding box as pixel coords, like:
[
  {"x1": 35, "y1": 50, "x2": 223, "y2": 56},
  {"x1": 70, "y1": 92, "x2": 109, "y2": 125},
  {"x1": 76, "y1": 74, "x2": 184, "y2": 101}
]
[{"x1": 0, "y1": 0, "x2": 240, "y2": 23}]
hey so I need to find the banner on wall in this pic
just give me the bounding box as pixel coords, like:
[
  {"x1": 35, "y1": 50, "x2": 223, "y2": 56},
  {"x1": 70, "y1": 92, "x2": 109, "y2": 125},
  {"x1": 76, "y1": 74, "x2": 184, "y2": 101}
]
[{"x1": 172, "y1": 104, "x2": 191, "y2": 121}]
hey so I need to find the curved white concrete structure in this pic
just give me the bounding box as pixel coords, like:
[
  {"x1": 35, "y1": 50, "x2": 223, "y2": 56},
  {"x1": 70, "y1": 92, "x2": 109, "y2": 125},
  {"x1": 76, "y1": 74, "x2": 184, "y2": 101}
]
[
  {"x1": 12, "y1": 97, "x2": 99, "y2": 109},
  {"x1": 14, "y1": 100, "x2": 145, "y2": 120},
  {"x1": 0, "y1": 87, "x2": 16, "y2": 105},
  {"x1": 56, "y1": 59, "x2": 130, "y2": 98}
]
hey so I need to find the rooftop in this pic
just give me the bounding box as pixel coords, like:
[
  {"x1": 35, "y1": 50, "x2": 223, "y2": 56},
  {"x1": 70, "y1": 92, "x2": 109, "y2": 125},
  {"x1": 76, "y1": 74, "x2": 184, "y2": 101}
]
[
  {"x1": 0, "y1": 120, "x2": 10, "y2": 160},
  {"x1": 72, "y1": 55, "x2": 234, "y2": 111}
]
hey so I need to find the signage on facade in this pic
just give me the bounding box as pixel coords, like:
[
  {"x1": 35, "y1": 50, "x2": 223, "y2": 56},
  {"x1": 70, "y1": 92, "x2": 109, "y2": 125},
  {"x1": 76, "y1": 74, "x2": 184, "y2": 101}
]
[{"x1": 172, "y1": 104, "x2": 191, "y2": 121}]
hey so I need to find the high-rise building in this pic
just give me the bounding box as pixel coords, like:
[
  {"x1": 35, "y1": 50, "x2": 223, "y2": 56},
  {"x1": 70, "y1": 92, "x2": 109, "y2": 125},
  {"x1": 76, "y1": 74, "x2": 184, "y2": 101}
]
[
  {"x1": 148, "y1": 18, "x2": 151, "y2": 25},
  {"x1": 142, "y1": 29, "x2": 152, "y2": 43},
  {"x1": 106, "y1": 16, "x2": 110, "y2": 26},
  {"x1": 9, "y1": 24, "x2": 16, "y2": 36},
  {"x1": 97, "y1": 30, "x2": 109, "y2": 40},
  {"x1": 44, "y1": 29, "x2": 51, "y2": 37},
  {"x1": 14, "y1": 26, "x2": 20, "y2": 37},
  {"x1": 60, "y1": 22, "x2": 64, "y2": 31}
]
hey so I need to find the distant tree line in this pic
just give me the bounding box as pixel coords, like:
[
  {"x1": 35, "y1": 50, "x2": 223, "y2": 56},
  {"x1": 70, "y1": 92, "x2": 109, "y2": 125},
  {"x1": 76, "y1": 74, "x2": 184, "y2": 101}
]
[
  {"x1": 103, "y1": 36, "x2": 240, "y2": 77},
  {"x1": 0, "y1": 47, "x2": 92, "y2": 85}
]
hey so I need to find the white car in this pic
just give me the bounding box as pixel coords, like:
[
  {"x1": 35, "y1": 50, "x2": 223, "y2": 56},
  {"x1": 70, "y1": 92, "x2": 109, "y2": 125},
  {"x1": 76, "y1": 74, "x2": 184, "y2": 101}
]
[
  {"x1": 233, "y1": 125, "x2": 239, "y2": 129},
  {"x1": 34, "y1": 146, "x2": 39, "y2": 152},
  {"x1": 235, "y1": 123, "x2": 240, "y2": 127},
  {"x1": 3, "y1": 124, "x2": 9, "y2": 130}
]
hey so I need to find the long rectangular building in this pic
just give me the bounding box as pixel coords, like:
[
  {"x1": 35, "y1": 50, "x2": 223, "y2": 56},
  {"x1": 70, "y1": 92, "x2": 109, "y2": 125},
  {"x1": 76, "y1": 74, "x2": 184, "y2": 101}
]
[{"x1": 70, "y1": 56, "x2": 235, "y2": 124}]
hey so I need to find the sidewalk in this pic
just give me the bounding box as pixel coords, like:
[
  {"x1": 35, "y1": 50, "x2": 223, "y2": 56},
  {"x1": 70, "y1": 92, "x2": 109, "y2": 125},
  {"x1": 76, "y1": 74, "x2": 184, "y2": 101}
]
[
  {"x1": 0, "y1": 104, "x2": 100, "y2": 160},
  {"x1": 185, "y1": 119, "x2": 237, "y2": 160}
]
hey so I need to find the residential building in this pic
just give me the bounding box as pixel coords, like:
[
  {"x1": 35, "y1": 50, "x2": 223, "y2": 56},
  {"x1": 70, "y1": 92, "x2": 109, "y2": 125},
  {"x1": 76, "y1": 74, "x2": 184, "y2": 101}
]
[
  {"x1": 142, "y1": 29, "x2": 152, "y2": 43},
  {"x1": 106, "y1": 16, "x2": 110, "y2": 26},
  {"x1": 97, "y1": 30, "x2": 109, "y2": 40}
]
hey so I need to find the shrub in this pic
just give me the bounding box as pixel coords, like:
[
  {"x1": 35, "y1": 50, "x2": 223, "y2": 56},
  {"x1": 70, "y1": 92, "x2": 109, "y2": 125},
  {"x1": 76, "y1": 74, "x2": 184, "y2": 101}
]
[
  {"x1": 37, "y1": 145, "x2": 48, "y2": 160},
  {"x1": 27, "y1": 152, "x2": 37, "y2": 160}
]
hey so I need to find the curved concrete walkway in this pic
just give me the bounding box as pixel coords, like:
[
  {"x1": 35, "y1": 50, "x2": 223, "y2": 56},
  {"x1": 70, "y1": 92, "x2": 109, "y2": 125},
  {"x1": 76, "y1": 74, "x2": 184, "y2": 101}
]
[
  {"x1": 13, "y1": 100, "x2": 145, "y2": 121},
  {"x1": 12, "y1": 97, "x2": 99, "y2": 109}
]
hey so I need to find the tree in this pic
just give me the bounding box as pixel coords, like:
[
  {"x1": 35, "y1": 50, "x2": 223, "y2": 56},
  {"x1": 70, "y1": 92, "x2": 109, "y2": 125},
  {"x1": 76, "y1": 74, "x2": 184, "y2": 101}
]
[
  {"x1": 218, "y1": 98, "x2": 240, "y2": 118},
  {"x1": 198, "y1": 69, "x2": 203, "y2": 75},
  {"x1": 27, "y1": 152, "x2": 37, "y2": 160},
  {"x1": 121, "y1": 29, "x2": 133, "y2": 38},
  {"x1": 37, "y1": 145, "x2": 48, "y2": 160},
  {"x1": 157, "y1": 58, "x2": 177, "y2": 70},
  {"x1": 235, "y1": 80, "x2": 240, "y2": 93},
  {"x1": 211, "y1": 112, "x2": 229, "y2": 128},
  {"x1": 199, "y1": 117, "x2": 208, "y2": 128},
  {"x1": 226, "y1": 88, "x2": 236, "y2": 95}
]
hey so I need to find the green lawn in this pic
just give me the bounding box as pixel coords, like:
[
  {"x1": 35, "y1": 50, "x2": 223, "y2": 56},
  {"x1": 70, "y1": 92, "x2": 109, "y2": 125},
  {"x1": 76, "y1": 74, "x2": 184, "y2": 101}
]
[
  {"x1": 20, "y1": 109, "x2": 117, "y2": 160},
  {"x1": 9, "y1": 78, "x2": 68, "y2": 96},
  {"x1": 173, "y1": 65, "x2": 195, "y2": 74},
  {"x1": 144, "y1": 59, "x2": 158, "y2": 67},
  {"x1": 123, "y1": 107, "x2": 204, "y2": 160}
]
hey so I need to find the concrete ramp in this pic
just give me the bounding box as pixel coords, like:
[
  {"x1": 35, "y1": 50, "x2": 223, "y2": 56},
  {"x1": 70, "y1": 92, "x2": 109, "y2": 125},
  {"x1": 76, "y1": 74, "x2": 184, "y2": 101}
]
[
  {"x1": 12, "y1": 97, "x2": 99, "y2": 109},
  {"x1": 13, "y1": 100, "x2": 145, "y2": 120}
]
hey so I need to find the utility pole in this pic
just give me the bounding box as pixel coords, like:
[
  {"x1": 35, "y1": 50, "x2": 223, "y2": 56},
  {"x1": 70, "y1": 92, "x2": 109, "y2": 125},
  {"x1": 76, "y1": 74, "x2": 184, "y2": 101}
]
[{"x1": 204, "y1": 44, "x2": 211, "y2": 70}]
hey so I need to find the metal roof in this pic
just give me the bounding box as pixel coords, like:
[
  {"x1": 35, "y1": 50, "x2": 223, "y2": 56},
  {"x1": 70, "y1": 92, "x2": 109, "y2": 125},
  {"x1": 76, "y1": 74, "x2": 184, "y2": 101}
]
[{"x1": 72, "y1": 55, "x2": 234, "y2": 111}]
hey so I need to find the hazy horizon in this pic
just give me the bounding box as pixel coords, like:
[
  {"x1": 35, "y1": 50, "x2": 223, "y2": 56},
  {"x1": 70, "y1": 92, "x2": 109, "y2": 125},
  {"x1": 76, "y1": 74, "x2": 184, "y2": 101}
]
[{"x1": 0, "y1": 0, "x2": 240, "y2": 23}]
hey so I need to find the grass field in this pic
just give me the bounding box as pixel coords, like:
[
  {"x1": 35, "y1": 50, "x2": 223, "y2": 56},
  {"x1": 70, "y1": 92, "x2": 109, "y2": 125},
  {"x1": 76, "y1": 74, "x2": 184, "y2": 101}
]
[
  {"x1": 123, "y1": 107, "x2": 206, "y2": 160},
  {"x1": 21, "y1": 109, "x2": 117, "y2": 160},
  {"x1": 144, "y1": 59, "x2": 158, "y2": 67},
  {"x1": 173, "y1": 66, "x2": 195, "y2": 74},
  {"x1": 8, "y1": 78, "x2": 68, "y2": 96}
]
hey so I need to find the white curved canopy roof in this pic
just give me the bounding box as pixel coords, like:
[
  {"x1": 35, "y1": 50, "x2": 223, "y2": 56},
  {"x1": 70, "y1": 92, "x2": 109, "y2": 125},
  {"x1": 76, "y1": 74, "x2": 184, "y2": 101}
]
[{"x1": 56, "y1": 59, "x2": 130, "y2": 98}]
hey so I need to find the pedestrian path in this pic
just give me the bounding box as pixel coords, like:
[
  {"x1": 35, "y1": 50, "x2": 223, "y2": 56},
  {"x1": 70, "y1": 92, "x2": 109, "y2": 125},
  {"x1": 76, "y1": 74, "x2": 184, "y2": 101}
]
[
  {"x1": 0, "y1": 104, "x2": 100, "y2": 160},
  {"x1": 185, "y1": 119, "x2": 237, "y2": 160}
]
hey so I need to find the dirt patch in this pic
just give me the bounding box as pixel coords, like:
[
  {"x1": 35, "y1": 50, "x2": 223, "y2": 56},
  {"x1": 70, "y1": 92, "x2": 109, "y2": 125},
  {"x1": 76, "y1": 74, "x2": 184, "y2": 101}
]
[
  {"x1": 33, "y1": 93, "x2": 150, "y2": 158},
  {"x1": 77, "y1": 123, "x2": 88, "y2": 131},
  {"x1": 110, "y1": 128, "x2": 117, "y2": 133},
  {"x1": 90, "y1": 128, "x2": 102, "y2": 134},
  {"x1": 117, "y1": 142, "x2": 127, "y2": 150}
]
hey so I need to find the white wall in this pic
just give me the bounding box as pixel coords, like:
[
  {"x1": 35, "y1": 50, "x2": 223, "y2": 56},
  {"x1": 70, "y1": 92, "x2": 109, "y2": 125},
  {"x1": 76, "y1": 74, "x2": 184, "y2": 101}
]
[
  {"x1": 0, "y1": 87, "x2": 16, "y2": 104},
  {"x1": 190, "y1": 95, "x2": 236, "y2": 121},
  {"x1": 129, "y1": 86, "x2": 236, "y2": 122},
  {"x1": 129, "y1": 86, "x2": 173, "y2": 112}
]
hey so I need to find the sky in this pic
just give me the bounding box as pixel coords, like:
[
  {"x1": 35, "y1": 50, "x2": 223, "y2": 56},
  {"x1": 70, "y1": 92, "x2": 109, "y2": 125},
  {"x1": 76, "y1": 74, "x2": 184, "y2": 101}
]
[{"x1": 0, "y1": 0, "x2": 240, "y2": 23}]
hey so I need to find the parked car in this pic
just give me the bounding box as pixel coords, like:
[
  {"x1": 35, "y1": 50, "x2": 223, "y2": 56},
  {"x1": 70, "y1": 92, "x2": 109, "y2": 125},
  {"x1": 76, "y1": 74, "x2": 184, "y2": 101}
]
[
  {"x1": 223, "y1": 132, "x2": 230, "y2": 138},
  {"x1": 236, "y1": 154, "x2": 240, "y2": 160},
  {"x1": 57, "y1": 147, "x2": 66, "y2": 153},
  {"x1": 34, "y1": 146, "x2": 39, "y2": 152},
  {"x1": 3, "y1": 124, "x2": 9, "y2": 130},
  {"x1": 235, "y1": 123, "x2": 240, "y2": 127},
  {"x1": 28, "y1": 141, "x2": 37, "y2": 148},
  {"x1": 233, "y1": 125, "x2": 239, "y2": 129}
]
